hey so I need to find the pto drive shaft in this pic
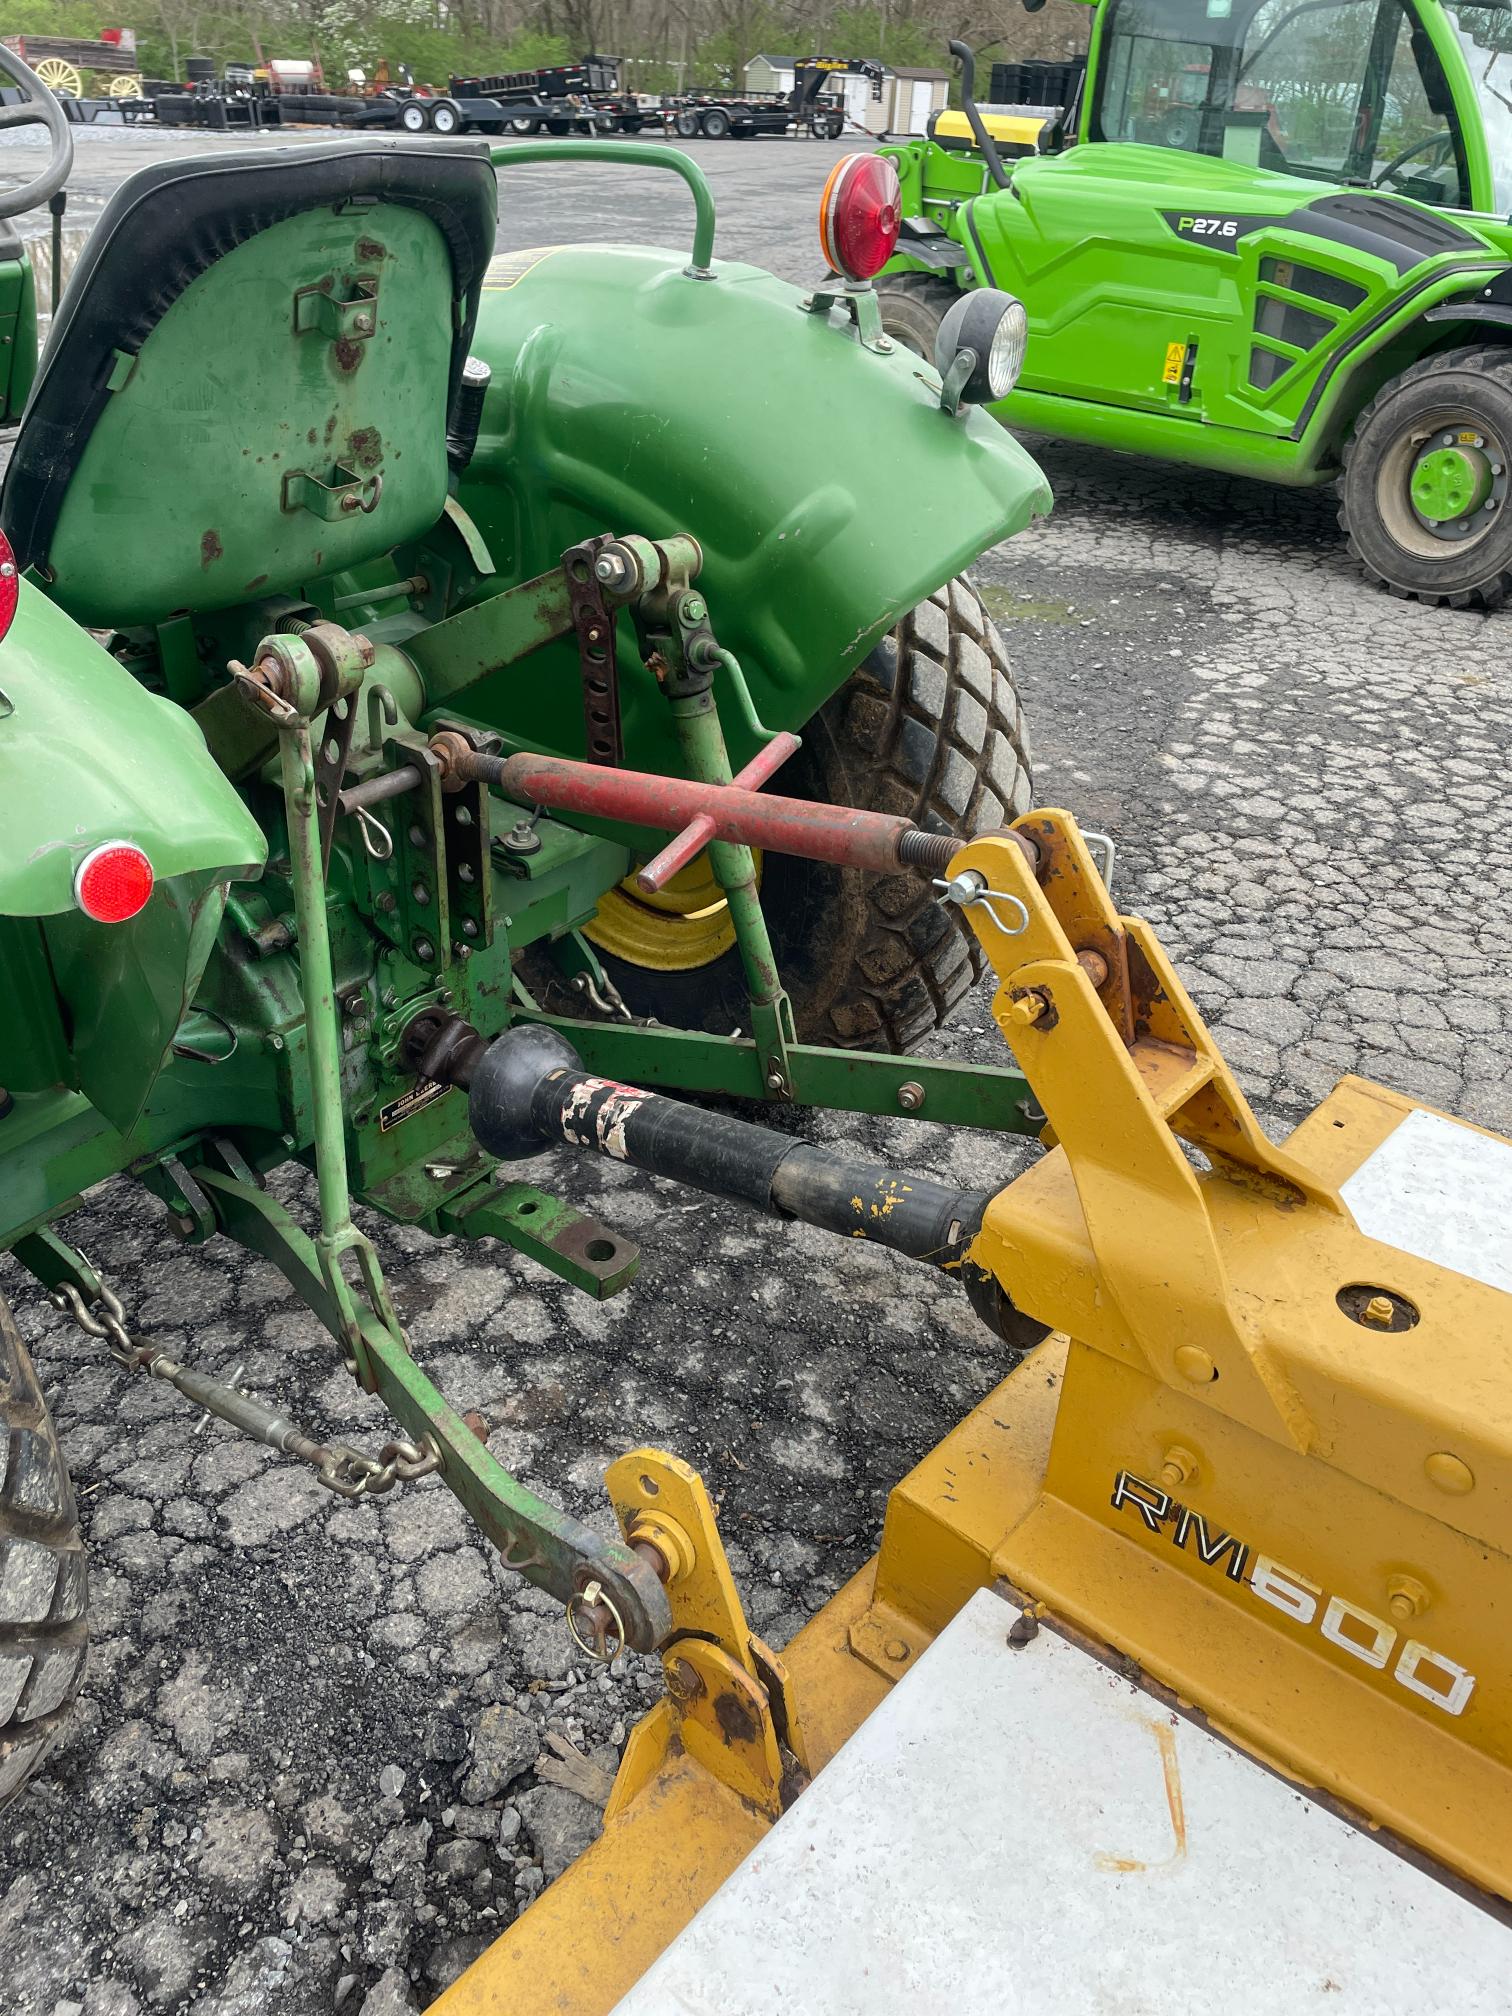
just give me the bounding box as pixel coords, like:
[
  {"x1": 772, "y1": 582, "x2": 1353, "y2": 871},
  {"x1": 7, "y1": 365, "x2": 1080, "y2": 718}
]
[{"x1": 412, "y1": 1021, "x2": 990, "y2": 1271}]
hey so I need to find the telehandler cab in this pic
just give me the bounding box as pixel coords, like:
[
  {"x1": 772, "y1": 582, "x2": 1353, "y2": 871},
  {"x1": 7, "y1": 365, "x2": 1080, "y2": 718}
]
[{"x1": 876, "y1": 10, "x2": 1512, "y2": 607}]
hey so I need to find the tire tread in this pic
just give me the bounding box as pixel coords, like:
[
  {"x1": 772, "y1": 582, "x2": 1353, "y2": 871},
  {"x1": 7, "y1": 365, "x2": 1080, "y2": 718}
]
[
  {"x1": 812, "y1": 574, "x2": 1032, "y2": 1050},
  {"x1": 0, "y1": 1289, "x2": 86, "y2": 1808}
]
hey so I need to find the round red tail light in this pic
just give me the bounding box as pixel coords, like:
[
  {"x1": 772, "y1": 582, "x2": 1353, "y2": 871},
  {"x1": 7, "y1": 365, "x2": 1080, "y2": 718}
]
[
  {"x1": 819, "y1": 153, "x2": 901, "y2": 283},
  {"x1": 0, "y1": 528, "x2": 18, "y2": 646},
  {"x1": 74, "y1": 842, "x2": 154, "y2": 924}
]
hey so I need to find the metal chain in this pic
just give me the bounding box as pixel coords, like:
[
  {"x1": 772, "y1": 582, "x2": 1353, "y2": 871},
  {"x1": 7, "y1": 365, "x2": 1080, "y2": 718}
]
[
  {"x1": 50, "y1": 1280, "x2": 139, "y2": 1366},
  {"x1": 49, "y1": 1273, "x2": 440, "y2": 1500}
]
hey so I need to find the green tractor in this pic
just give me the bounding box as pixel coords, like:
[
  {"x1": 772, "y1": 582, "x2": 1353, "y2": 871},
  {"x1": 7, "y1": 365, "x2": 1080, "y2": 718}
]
[
  {"x1": 0, "y1": 55, "x2": 1052, "y2": 1800},
  {"x1": 876, "y1": 7, "x2": 1512, "y2": 607}
]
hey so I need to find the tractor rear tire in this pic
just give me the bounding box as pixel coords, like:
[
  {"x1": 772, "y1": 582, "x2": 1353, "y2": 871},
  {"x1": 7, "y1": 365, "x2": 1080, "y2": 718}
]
[
  {"x1": 875, "y1": 273, "x2": 957, "y2": 368},
  {"x1": 0, "y1": 1287, "x2": 87, "y2": 1809},
  {"x1": 1340, "y1": 344, "x2": 1512, "y2": 608},
  {"x1": 591, "y1": 574, "x2": 1033, "y2": 1051}
]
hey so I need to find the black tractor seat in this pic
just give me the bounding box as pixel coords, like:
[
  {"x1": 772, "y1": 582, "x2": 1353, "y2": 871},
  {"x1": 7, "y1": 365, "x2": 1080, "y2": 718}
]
[{"x1": 2, "y1": 138, "x2": 498, "y2": 620}]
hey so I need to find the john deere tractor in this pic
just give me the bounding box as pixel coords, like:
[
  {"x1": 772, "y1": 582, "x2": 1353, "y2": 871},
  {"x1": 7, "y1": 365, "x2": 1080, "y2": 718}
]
[
  {"x1": 0, "y1": 54, "x2": 1047, "y2": 1801},
  {"x1": 876, "y1": 8, "x2": 1512, "y2": 607}
]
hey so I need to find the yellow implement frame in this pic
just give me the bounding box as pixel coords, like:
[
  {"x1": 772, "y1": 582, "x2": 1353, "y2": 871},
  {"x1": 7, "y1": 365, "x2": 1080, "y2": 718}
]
[{"x1": 440, "y1": 811, "x2": 1512, "y2": 2013}]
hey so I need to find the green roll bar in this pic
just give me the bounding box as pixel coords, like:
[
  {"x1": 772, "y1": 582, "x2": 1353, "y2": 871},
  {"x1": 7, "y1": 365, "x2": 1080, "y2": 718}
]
[{"x1": 488, "y1": 141, "x2": 718, "y2": 276}]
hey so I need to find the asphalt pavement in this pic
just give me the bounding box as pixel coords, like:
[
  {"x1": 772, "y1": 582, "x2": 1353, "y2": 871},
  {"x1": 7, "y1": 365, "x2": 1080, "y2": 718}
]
[{"x1": 2, "y1": 122, "x2": 1509, "y2": 2016}]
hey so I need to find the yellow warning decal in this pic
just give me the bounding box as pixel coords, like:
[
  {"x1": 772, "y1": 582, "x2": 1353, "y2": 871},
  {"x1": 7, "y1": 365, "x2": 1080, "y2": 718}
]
[
  {"x1": 483, "y1": 245, "x2": 569, "y2": 291},
  {"x1": 1162, "y1": 341, "x2": 1186, "y2": 385}
]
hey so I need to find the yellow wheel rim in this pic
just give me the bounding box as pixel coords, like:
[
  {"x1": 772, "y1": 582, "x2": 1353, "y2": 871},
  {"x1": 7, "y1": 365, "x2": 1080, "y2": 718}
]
[
  {"x1": 585, "y1": 851, "x2": 757, "y2": 974},
  {"x1": 35, "y1": 59, "x2": 82, "y2": 96}
]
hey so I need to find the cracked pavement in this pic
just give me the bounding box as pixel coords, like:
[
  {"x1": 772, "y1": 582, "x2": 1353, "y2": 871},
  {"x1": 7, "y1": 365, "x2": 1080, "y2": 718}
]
[{"x1": 2, "y1": 126, "x2": 1510, "y2": 2016}]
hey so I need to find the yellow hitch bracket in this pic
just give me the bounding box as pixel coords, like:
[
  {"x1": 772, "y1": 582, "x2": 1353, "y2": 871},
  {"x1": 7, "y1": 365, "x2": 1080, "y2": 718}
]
[
  {"x1": 947, "y1": 814, "x2": 1328, "y2": 1450},
  {"x1": 604, "y1": 1450, "x2": 811, "y2": 1822}
]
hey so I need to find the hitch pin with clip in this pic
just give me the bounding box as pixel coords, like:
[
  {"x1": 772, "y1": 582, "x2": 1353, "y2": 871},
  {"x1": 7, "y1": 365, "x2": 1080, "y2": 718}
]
[{"x1": 933, "y1": 868, "x2": 1030, "y2": 938}]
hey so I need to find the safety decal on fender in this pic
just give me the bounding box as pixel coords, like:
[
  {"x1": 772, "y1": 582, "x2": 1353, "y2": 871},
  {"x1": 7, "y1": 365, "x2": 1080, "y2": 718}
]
[
  {"x1": 378, "y1": 1078, "x2": 453, "y2": 1132},
  {"x1": 1109, "y1": 1469, "x2": 1476, "y2": 1718},
  {"x1": 484, "y1": 245, "x2": 570, "y2": 290},
  {"x1": 1160, "y1": 211, "x2": 1284, "y2": 251}
]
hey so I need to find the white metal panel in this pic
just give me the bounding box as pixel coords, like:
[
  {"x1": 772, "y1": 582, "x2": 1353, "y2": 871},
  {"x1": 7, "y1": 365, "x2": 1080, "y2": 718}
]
[
  {"x1": 1341, "y1": 1105, "x2": 1512, "y2": 1294},
  {"x1": 907, "y1": 79, "x2": 934, "y2": 134},
  {"x1": 614, "y1": 1587, "x2": 1508, "y2": 2016}
]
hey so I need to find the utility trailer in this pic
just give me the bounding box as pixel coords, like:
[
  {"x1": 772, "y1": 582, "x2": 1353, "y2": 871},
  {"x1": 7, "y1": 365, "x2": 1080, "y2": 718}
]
[
  {"x1": 407, "y1": 60, "x2": 648, "y2": 137},
  {"x1": 664, "y1": 56, "x2": 884, "y2": 141},
  {"x1": 152, "y1": 63, "x2": 408, "y2": 133}
]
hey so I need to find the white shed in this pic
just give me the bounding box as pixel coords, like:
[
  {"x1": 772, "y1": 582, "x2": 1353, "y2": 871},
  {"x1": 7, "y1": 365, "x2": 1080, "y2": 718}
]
[{"x1": 882, "y1": 66, "x2": 950, "y2": 137}]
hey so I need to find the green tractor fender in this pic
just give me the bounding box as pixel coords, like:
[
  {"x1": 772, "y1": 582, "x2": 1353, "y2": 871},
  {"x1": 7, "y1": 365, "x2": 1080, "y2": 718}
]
[
  {"x1": 0, "y1": 581, "x2": 266, "y2": 1130},
  {"x1": 459, "y1": 243, "x2": 1051, "y2": 749},
  {"x1": 0, "y1": 582, "x2": 265, "y2": 916}
]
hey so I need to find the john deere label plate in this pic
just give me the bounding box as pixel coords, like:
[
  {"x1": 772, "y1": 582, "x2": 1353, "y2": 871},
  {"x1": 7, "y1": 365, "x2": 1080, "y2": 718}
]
[
  {"x1": 613, "y1": 1586, "x2": 1509, "y2": 2014},
  {"x1": 378, "y1": 1079, "x2": 452, "y2": 1132}
]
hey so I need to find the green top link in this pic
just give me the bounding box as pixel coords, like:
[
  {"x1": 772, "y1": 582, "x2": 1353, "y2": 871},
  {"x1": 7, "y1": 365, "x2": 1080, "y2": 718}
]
[{"x1": 487, "y1": 141, "x2": 718, "y2": 276}]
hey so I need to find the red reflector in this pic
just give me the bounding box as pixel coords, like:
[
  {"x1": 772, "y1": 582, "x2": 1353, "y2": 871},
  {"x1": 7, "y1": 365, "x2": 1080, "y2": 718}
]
[
  {"x1": 0, "y1": 528, "x2": 18, "y2": 646},
  {"x1": 74, "y1": 842, "x2": 154, "y2": 924},
  {"x1": 819, "y1": 153, "x2": 901, "y2": 284}
]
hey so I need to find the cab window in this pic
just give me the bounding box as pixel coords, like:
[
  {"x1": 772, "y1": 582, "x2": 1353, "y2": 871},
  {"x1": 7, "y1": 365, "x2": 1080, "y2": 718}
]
[{"x1": 1094, "y1": 0, "x2": 1467, "y2": 206}]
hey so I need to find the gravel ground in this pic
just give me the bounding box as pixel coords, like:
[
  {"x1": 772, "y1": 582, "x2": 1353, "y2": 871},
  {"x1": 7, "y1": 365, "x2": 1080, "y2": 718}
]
[{"x1": 2, "y1": 124, "x2": 1511, "y2": 2016}]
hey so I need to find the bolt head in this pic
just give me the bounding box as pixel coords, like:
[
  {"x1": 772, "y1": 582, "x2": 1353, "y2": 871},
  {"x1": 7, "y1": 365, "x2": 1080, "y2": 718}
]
[
  {"x1": 1425, "y1": 1451, "x2": 1474, "y2": 1495},
  {"x1": 1361, "y1": 1293, "x2": 1395, "y2": 1328},
  {"x1": 1158, "y1": 1444, "x2": 1199, "y2": 1490},
  {"x1": 1173, "y1": 1344, "x2": 1216, "y2": 1384},
  {"x1": 897, "y1": 1080, "x2": 925, "y2": 1112},
  {"x1": 413, "y1": 938, "x2": 435, "y2": 963}
]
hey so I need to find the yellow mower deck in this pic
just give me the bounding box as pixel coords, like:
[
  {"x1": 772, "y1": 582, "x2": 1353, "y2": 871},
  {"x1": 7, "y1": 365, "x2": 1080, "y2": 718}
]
[{"x1": 439, "y1": 813, "x2": 1512, "y2": 2011}]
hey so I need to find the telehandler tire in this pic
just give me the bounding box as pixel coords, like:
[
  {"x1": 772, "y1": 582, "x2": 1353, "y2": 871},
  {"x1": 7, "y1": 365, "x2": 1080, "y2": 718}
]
[
  {"x1": 0, "y1": 1286, "x2": 87, "y2": 1809},
  {"x1": 1340, "y1": 345, "x2": 1512, "y2": 609},
  {"x1": 587, "y1": 574, "x2": 1033, "y2": 1051},
  {"x1": 875, "y1": 273, "x2": 958, "y2": 367}
]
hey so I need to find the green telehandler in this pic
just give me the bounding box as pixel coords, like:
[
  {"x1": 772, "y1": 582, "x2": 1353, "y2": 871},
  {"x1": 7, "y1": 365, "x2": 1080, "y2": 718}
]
[
  {"x1": 875, "y1": 9, "x2": 1512, "y2": 607},
  {"x1": 0, "y1": 54, "x2": 1050, "y2": 1801}
]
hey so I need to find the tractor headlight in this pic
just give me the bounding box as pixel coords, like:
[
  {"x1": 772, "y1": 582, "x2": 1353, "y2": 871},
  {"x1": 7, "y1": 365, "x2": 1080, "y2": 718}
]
[{"x1": 934, "y1": 290, "x2": 1028, "y2": 411}]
